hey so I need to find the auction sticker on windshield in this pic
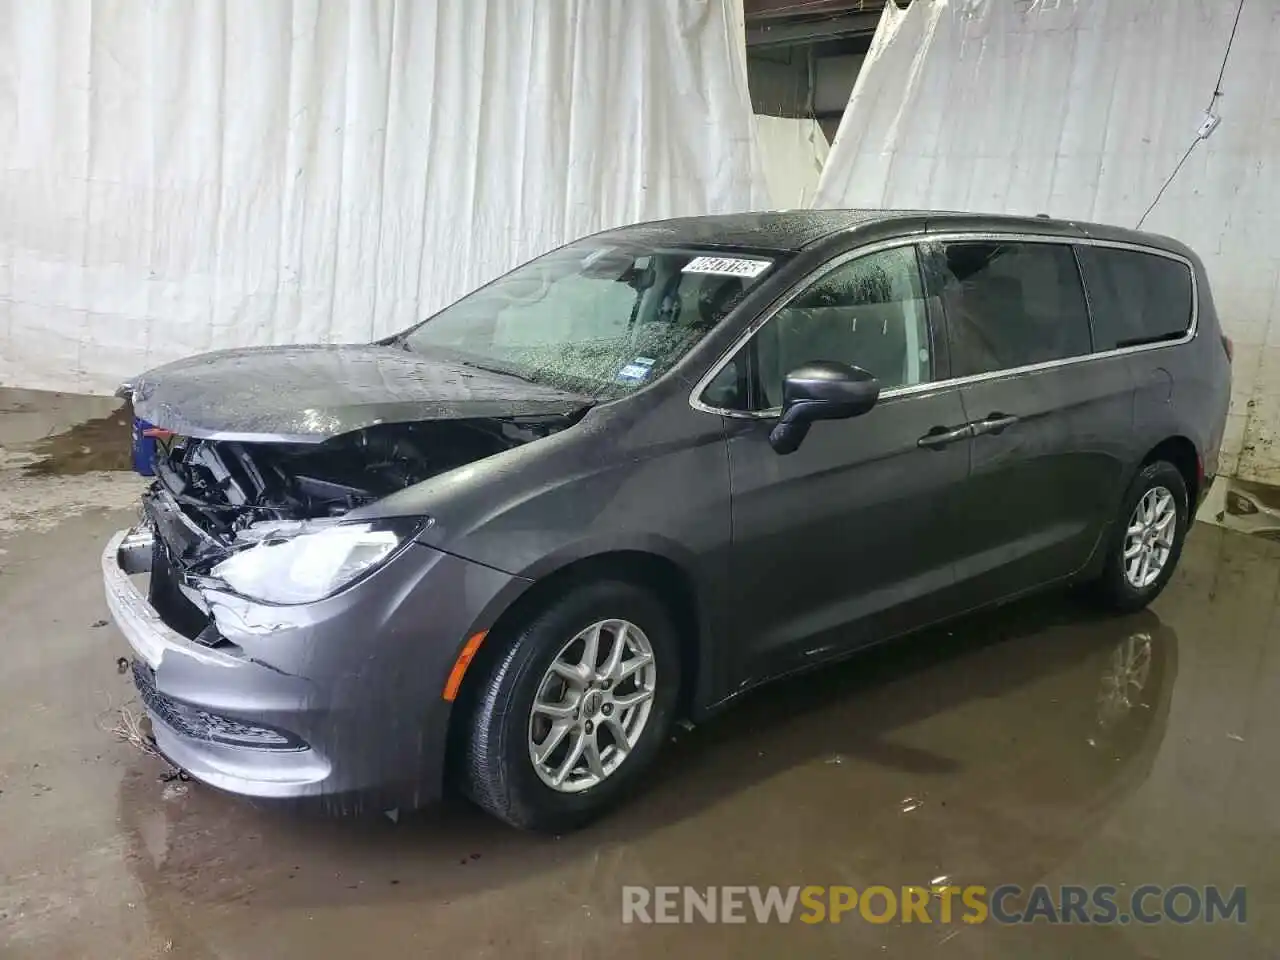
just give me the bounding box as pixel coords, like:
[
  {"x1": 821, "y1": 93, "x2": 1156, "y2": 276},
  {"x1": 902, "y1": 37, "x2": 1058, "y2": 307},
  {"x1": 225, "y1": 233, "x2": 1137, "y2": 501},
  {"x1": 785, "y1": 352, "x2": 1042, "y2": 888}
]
[
  {"x1": 617, "y1": 357, "x2": 656, "y2": 384},
  {"x1": 682, "y1": 256, "x2": 772, "y2": 278}
]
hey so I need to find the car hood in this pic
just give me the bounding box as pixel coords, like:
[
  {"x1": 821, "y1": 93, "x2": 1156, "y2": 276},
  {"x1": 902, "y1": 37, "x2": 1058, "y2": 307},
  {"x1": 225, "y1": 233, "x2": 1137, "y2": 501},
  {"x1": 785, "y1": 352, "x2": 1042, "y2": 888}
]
[{"x1": 126, "y1": 344, "x2": 593, "y2": 443}]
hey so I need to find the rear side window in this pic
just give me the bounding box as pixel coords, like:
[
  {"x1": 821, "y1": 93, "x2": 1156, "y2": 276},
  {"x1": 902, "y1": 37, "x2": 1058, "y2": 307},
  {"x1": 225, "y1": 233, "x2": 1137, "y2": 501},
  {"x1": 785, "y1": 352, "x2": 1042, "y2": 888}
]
[
  {"x1": 938, "y1": 241, "x2": 1092, "y2": 377},
  {"x1": 1076, "y1": 246, "x2": 1194, "y2": 351}
]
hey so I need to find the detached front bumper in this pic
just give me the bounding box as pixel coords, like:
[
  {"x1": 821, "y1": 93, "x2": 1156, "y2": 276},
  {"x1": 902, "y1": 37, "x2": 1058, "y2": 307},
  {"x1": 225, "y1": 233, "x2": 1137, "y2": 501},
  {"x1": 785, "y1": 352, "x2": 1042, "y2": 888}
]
[{"x1": 102, "y1": 522, "x2": 527, "y2": 806}]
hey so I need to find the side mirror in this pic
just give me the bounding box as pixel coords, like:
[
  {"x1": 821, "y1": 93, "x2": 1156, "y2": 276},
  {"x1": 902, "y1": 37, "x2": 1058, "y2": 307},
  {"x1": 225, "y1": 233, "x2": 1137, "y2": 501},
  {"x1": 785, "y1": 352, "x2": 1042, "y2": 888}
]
[{"x1": 768, "y1": 361, "x2": 880, "y2": 455}]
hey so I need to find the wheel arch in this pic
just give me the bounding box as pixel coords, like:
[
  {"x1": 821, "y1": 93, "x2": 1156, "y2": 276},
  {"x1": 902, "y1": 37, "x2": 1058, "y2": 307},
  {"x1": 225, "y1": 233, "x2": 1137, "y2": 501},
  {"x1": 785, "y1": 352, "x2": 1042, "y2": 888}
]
[
  {"x1": 1140, "y1": 435, "x2": 1202, "y2": 509},
  {"x1": 443, "y1": 545, "x2": 708, "y2": 780},
  {"x1": 1077, "y1": 434, "x2": 1202, "y2": 586}
]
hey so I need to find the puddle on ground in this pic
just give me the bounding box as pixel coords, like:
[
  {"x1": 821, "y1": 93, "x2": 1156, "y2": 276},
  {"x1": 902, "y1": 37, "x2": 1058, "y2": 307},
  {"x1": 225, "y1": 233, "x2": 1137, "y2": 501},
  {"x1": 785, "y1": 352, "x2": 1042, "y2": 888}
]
[
  {"x1": 1, "y1": 397, "x2": 144, "y2": 535},
  {"x1": 21, "y1": 400, "x2": 135, "y2": 476}
]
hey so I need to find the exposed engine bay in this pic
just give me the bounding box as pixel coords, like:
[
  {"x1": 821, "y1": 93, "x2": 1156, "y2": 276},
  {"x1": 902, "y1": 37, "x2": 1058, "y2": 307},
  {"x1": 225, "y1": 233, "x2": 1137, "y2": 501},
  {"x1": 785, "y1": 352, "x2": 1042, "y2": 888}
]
[{"x1": 149, "y1": 416, "x2": 572, "y2": 543}]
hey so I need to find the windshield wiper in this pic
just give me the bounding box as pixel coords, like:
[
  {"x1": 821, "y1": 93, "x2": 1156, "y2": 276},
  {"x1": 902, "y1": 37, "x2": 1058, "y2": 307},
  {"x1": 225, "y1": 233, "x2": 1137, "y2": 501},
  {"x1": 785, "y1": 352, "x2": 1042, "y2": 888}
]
[
  {"x1": 454, "y1": 358, "x2": 541, "y2": 385},
  {"x1": 389, "y1": 341, "x2": 596, "y2": 394},
  {"x1": 387, "y1": 338, "x2": 535, "y2": 380}
]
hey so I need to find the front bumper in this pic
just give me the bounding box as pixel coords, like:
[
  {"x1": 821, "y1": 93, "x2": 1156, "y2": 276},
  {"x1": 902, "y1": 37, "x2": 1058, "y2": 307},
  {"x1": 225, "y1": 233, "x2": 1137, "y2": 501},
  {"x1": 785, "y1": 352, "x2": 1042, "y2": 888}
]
[{"x1": 102, "y1": 522, "x2": 527, "y2": 805}]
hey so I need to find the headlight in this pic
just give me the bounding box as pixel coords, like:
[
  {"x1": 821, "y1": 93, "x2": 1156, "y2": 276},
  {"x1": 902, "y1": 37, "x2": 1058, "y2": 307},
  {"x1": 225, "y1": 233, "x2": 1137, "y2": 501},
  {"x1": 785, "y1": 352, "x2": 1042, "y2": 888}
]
[{"x1": 211, "y1": 519, "x2": 423, "y2": 605}]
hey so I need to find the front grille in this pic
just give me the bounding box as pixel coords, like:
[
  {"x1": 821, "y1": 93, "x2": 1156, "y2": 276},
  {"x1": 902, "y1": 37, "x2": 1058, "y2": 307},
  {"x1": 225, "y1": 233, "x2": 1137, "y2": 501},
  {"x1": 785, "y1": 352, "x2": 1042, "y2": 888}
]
[{"x1": 131, "y1": 660, "x2": 303, "y2": 751}]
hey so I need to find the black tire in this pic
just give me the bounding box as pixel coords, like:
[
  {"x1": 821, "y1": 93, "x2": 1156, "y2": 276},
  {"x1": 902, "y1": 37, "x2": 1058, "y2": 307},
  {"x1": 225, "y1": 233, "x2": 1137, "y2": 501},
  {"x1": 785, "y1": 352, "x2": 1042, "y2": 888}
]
[
  {"x1": 1089, "y1": 460, "x2": 1189, "y2": 613},
  {"x1": 459, "y1": 579, "x2": 681, "y2": 832}
]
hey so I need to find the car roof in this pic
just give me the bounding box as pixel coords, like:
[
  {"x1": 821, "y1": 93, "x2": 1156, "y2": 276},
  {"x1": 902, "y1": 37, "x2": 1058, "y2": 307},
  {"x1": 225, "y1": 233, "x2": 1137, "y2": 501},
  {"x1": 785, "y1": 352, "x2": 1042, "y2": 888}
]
[
  {"x1": 592, "y1": 209, "x2": 1193, "y2": 260},
  {"x1": 593, "y1": 210, "x2": 919, "y2": 252}
]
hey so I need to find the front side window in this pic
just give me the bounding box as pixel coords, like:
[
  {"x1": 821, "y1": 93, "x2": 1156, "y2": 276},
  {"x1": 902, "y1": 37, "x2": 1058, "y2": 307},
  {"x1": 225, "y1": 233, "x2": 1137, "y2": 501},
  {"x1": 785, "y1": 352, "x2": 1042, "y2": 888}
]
[
  {"x1": 714, "y1": 246, "x2": 933, "y2": 411},
  {"x1": 400, "y1": 241, "x2": 777, "y2": 398},
  {"x1": 938, "y1": 241, "x2": 1092, "y2": 377},
  {"x1": 1076, "y1": 246, "x2": 1194, "y2": 351}
]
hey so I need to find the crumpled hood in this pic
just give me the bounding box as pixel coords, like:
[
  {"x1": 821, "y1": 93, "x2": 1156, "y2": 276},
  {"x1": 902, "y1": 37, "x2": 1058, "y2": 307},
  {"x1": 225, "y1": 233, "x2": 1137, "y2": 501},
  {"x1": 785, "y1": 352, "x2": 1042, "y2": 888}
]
[{"x1": 127, "y1": 344, "x2": 592, "y2": 443}]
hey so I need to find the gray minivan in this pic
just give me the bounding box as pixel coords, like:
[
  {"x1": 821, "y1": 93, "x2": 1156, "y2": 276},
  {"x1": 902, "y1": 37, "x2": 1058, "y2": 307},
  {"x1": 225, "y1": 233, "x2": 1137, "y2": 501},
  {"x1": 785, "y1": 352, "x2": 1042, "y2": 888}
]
[{"x1": 104, "y1": 210, "x2": 1232, "y2": 831}]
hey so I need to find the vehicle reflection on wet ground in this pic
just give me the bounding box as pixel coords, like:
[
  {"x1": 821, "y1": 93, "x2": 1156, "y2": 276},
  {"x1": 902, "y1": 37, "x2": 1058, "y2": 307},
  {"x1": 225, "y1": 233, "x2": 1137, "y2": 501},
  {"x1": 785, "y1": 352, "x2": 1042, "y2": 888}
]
[{"x1": 2, "y1": 506, "x2": 1277, "y2": 958}]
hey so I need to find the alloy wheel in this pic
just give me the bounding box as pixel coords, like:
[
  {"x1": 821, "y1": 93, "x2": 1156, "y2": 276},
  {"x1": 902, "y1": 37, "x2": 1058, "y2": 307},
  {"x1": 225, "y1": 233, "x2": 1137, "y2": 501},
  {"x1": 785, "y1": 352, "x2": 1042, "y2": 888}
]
[
  {"x1": 527, "y1": 619, "x2": 657, "y2": 793},
  {"x1": 1123, "y1": 486, "x2": 1177, "y2": 590}
]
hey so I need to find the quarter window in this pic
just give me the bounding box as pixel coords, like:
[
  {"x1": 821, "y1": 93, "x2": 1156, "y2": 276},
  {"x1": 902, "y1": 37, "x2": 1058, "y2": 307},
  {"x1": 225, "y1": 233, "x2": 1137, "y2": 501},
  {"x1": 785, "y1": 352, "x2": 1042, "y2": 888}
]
[
  {"x1": 938, "y1": 241, "x2": 1092, "y2": 377},
  {"x1": 749, "y1": 246, "x2": 934, "y2": 409},
  {"x1": 1076, "y1": 246, "x2": 1194, "y2": 351}
]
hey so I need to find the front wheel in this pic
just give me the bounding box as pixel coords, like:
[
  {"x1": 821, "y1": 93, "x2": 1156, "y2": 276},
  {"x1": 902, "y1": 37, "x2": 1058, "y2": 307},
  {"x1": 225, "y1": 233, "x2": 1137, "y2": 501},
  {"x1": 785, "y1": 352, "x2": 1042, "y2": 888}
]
[
  {"x1": 1089, "y1": 460, "x2": 1189, "y2": 613},
  {"x1": 458, "y1": 579, "x2": 681, "y2": 832}
]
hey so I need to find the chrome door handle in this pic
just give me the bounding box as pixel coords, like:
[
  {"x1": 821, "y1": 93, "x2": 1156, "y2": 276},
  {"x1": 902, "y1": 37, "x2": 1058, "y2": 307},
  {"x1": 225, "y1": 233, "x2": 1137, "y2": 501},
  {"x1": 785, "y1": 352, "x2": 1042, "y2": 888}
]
[
  {"x1": 973, "y1": 413, "x2": 1020, "y2": 436},
  {"x1": 918, "y1": 425, "x2": 973, "y2": 449}
]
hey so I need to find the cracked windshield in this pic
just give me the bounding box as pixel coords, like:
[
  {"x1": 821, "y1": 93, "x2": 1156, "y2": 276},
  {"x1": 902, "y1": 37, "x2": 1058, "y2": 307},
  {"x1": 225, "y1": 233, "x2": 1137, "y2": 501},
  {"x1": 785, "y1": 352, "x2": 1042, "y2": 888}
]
[{"x1": 401, "y1": 241, "x2": 777, "y2": 397}]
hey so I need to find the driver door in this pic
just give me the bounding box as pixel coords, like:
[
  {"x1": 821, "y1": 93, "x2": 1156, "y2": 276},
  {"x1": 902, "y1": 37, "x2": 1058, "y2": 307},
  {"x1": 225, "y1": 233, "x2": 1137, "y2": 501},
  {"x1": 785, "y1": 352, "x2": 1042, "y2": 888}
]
[{"x1": 714, "y1": 243, "x2": 973, "y2": 687}]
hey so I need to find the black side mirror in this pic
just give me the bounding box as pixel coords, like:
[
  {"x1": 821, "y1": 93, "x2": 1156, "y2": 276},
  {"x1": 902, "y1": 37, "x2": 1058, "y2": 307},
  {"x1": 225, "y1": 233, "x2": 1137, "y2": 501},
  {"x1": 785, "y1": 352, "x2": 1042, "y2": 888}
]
[{"x1": 768, "y1": 361, "x2": 880, "y2": 455}]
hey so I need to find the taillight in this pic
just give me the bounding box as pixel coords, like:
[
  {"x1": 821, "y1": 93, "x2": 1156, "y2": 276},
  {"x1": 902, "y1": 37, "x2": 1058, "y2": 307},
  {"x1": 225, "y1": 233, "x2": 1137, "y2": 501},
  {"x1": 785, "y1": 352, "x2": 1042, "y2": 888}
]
[{"x1": 1221, "y1": 333, "x2": 1234, "y2": 362}]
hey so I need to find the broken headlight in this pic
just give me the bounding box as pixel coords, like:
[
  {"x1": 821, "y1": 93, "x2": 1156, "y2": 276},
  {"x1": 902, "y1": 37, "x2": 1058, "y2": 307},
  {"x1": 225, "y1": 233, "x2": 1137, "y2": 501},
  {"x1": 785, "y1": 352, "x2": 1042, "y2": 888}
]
[{"x1": 211, "y1": 519, "x2": 424, "y2": 605}]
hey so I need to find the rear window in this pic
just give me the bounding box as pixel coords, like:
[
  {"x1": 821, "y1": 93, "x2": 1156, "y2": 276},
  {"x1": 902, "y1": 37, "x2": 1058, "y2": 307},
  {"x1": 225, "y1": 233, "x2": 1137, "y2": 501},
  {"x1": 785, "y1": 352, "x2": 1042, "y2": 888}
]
[
  {"x1": 937, "y1": 241, "x2": 1092, "y2": 377},
  {"x1": 1076, "y1": 246, "x2": 1194, "y2": 351}
]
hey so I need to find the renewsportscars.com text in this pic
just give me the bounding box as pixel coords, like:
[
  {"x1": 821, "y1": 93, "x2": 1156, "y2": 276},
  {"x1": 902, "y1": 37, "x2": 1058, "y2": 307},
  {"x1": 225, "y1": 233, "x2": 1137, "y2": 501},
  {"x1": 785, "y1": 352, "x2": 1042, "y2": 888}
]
[{"x1": 621, "y1": 884, "x2": 1247, "y2": 926}]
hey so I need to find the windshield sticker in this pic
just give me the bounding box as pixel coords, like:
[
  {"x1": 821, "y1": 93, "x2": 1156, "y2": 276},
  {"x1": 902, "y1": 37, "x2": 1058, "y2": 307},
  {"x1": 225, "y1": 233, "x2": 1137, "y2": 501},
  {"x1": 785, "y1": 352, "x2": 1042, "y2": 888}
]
[
  {"x1": 682, "y1": 256, "x2": 773, "y2": 278},
  {"x1": 616, "y1": 357, "x2": 656, "y2": 384}
]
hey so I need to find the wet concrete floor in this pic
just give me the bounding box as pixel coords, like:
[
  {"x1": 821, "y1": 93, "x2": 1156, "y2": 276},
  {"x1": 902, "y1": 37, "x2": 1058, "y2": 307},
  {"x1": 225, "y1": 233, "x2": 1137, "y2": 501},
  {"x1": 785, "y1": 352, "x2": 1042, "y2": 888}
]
[{"x1": 2, "y1": 394, "x2": 1279, "y2": 958}]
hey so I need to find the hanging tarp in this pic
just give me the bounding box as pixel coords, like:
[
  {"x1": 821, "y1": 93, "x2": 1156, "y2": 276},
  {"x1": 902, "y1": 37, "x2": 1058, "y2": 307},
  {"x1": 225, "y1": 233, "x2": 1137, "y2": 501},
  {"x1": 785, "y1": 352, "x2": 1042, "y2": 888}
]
[
  {"x1": 754, "y1": 114, "x2": 830, "y2": 208},
  {"x1": 0, "y1": 0, "x2": 769, "y2": 395},
  {"x1": 817, "y1": 0, "x2": 1280, "y2": 482}
]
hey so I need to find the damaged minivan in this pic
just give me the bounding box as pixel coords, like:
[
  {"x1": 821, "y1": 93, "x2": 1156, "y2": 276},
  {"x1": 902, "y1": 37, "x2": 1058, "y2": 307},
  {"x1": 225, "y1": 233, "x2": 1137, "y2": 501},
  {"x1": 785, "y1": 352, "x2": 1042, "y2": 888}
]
[{"x1": 104, "y1": 210, "x2": 1231, "y2": 831}]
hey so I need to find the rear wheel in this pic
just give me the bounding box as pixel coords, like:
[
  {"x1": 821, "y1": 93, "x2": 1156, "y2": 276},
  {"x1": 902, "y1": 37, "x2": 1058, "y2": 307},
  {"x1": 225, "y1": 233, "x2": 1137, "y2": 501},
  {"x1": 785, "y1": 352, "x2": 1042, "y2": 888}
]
[
  {"x1": 1089, "y1": 460, "x2": 1189, "y2": 612},
  {"x1": 459, "y1": 579, "x2": 681, "y2": 832}
]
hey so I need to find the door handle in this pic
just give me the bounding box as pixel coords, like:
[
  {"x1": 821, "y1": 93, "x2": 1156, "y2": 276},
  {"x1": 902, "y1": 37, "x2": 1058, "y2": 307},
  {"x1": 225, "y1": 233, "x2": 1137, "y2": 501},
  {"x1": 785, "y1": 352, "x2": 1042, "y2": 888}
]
[
  {"x1": 972, "y1": 412, "x2": 1020, "y2": 436},
  {"x1": 917, "y1": 424, "x2": 973, "y2": 449}
]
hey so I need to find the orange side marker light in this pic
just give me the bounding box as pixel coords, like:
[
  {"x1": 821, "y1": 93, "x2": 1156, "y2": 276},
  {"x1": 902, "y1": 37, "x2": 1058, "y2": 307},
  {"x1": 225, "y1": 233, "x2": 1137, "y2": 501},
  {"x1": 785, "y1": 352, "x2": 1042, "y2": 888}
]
[{"x1": 442, "y1": 631, "x2": 488, "y2": 702}]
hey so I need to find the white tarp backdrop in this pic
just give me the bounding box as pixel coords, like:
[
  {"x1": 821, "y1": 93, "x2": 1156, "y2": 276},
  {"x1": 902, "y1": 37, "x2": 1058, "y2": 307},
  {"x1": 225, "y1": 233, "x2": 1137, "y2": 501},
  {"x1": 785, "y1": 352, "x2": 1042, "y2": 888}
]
[
  {"x1": 754, "y1": 114, "x2": 830, "y2": 209},
  {"x1": 817, "y1": 0, "x2": 1280, "y2": 483},
  {"x1": 0, "y1": 0, "x2": 769, "y2": 395}
]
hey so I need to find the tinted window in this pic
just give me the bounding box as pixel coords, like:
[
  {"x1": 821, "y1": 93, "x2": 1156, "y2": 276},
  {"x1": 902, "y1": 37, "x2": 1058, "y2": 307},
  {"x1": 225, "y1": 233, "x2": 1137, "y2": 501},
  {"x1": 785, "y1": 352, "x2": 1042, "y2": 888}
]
[
  {"x1": 747, "y1": 246, "x2": 933, "y2": 409},
  {"x1": 939, "y1": 241, "x2": 1092, "y2": 377},
  {"x1": 1076, "y1": 246, "x2": 1194, "y2": 350}
]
